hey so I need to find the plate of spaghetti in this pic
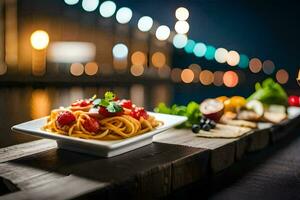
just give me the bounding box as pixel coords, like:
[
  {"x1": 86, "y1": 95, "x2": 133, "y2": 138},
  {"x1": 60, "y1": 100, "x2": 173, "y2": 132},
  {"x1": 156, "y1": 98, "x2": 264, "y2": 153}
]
[{"x1": 12, "y1": 91, "x2": 187, "y2": 157}]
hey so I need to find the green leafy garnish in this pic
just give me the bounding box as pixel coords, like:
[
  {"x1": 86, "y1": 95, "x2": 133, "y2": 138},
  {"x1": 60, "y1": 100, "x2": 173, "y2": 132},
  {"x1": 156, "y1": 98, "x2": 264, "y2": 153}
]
[
  {"x1": 247, "y1": 78, "x2": 288, "y2": 105},
  {"x1": 92, "y1": 91, "x2": 122, "y2": 113},
  {"x1": 154, "y1": 101, "x2": 201, "y2": 128},
  {"x1": 106, "y1": 102, "x2": 123, "y2": 113}
]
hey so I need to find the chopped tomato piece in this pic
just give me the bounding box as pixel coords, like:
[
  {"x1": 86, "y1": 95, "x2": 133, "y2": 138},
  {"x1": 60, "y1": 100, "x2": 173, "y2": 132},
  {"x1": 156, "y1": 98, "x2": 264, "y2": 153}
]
[
  {"x1": 82, "y1": 117, "x2": 100, "y2": 133},
  {"x1": 56, "y1": 111, "x2": 76, "y2": 128},
  {"x1": 130, "y1": 107, "x2": 149, "y2": 119}
]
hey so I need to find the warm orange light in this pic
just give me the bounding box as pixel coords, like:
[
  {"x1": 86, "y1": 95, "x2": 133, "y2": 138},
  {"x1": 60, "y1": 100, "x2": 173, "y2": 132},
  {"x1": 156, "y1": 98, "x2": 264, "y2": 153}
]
[
  {"x1": 131, "y1": 51, "x2": 146, "y2": 66},
  {"x1": 249, "y1": 58, "x2": 262, "y2": 73},
  {"x1": 181, "y1": 69, "x2": 194, "y2": 83},
  {"x1": 199, "y1": 70, "x2": 214, "y2": 85},
  {"x1": 152, "y1": 52, "x2": 166, "y2": 68},
  {"x1": 84, "y1": 62, "x2": 98, "y2": 75},
  {"x1": 213, "y1": 71, "x2": 224, "y2": 86},
  {"x1": 223, "y1": 71, "x2": 239, "y2": 87},
  {"x1": 130, "y1": 65, "x2": 144, "y2": 76},
  {"x1": 227, "y1": 51, "x2": 240, "y2": 66},
  {"x1": 171, "y1": 68, "x2": 182, "y2": 82},
  {"x1": 276, "y1": 69, "x2": 289, "y2": 84},
  {"x1": 70, "y1": 63, "x2": 84, "y2": 76},
  {"x1": 30, "y1": 30, "x2": 49, "y2": 50},
  {"x1": 30, "y1": 89, "x2": 50, "y2": 119}
]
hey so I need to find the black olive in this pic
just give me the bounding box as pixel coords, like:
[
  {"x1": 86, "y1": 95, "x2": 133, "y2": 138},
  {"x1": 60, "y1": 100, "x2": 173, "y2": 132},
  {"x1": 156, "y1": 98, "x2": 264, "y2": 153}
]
[
  {"x1": 192, "y1": 124, "x2": 201, "y2": 133},
  {"x1": 209, "y1": 120, "x2": 216, "y2": 128},
  {"x1": 202, "y1": 124, "x2": 211, "y2": 131},
  {"x1": 200, "y1": 118, "x2": 206, "y2": 126}
]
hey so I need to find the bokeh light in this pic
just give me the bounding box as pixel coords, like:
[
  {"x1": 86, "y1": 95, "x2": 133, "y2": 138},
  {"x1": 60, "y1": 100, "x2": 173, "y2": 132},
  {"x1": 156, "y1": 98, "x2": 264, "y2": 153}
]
[
  {"x1": 175, "y1": 21, "x2": 190, "y2": 34},
  {"x1": 137, "y1": 16, "x2": 153, "y2": 32},
  {"x1": 155, "y1": 25, "x2": 170, "y2": 41},
  {"x1": 214, "y1": 48, "x2": 228, "y2": 63},
  {"x1": 263, "y1": 60, "x2": 275, "y2": 74},
  {"x1": 64, "y1": 0, "x2": 79, "y2": 5},
  {"x1": 181, "y1": 69, "x2": 194, "y2": 83},
  {"x1": 193, "y1": 43, "x2": 207, "y2": 57},
  {"x1": 158, "y1": 65, "x2": 171, "y2": 78},
  {"x1": 238, "y1": 54, "x2": 249, "y2": 68},
  {"x1": 152, "y1": 52, "x2": 166, "y2": 68},
  {"x1": 82, "y1": 0, "x2": 99, "y2": 12},
  {"x1": 112, "y1": 43, "x2": 128, "y2": 59},
  {"x1": 130, "y1": 65, "x2": 144, "y2": 76},
  {"x1": 30, "y1": 30, "x2": 49, "y2": 50},
  {"x1": 131, "y1": 51, "x2": 146, "y2": 65},
  {"x1": 173, "y1": 34, "x2": 188, "y2": 49},
  {"x1": 204, "y1": 45, "x2": 216, "y2": 60},
  {"x1": 249, "y1": 58, "x2": 262, "y2": 73},
  {"x1": 188, "y1": 64, "x2": 201, "y2": 82},
  {"x1": 171, "y1": 68, "x2": 182, "y2": 82},
  {"x1": 113, "y1": 59, "x2": 127, "y2": 72},
  {"x1": 227, "y1": 50, "x2": 240, "y2": 66},
  {"x1": 276, "y1": 69, "x2": 289, "y2": 84},
  {"x1": 184, "y1": 39, "x2": 195, "y2": 53},
  {"x1": 223, "y1": 71, "x2": 238, "y2": 87},
  {"x1": 199, "y1": 70, "x2": 214, "y2": 85},
  {"x1": 116, "y1": 7, "x2": 132, "y2": 24},
  {"x1": 99, "y1": 1, "x2": 116, "y2": 18},
  {"x1": 84, "y1": 62, "x2": 98, "y2": 75},
  {"x1": 30, "y1": 89, "x2": 50, "y2": 119},
  {"x1": 175, "y1": 7, "x2": 189, "y2": 21},
  {"x1": 70, "y1": 63, "x2": 84, "y2": 76},
  {"x1": 213, "y1": 71, "x2": 224, "y2": 86}
]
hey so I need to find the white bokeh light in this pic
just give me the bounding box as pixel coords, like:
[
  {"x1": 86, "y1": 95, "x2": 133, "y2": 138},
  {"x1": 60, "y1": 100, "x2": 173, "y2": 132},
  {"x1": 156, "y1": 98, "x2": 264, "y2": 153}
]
[
  {"x1": 227, "y1": 51, "x2": 240, "y2": 66},
  {"x1": 82, "y1": 0, "x2": 99, "y2": 12},
  {"x1": 175, "y1": 21, "x2": 189, "y2": 34},
  {"x1": 116, "y1": 7, "x2": 133, "y2": 24},
  {"x1": 172, "y1": 34, "x2": 188, "y2": 49},
  {"x1": 175, "y1": 7, "x2": 189, "y2": 21},
  {"x1": 64, "y1": 0, "x2": 79, "y2": 5},
  {"x1": 215, "y1": 48, "x2": 229, "y2": 63},
  {"x1": 99, "y1": 1, "x2": 116, "y2": 18},
  {"x1": 112, "y1": 43, "x2": 128, "y2": 59},
  {"x1": 137, "y1": 16, "x2": 153, "y2": 32},
  {"x1": 155, "y1": 25, "x2": 170, "y2": 41}
]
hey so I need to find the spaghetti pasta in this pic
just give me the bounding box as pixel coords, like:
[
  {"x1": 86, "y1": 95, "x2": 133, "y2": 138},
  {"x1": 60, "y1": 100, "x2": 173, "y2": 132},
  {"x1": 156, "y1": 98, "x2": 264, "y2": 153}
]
[{"x1": 43, "y1": 92, "x2": 163, "y2": 140}]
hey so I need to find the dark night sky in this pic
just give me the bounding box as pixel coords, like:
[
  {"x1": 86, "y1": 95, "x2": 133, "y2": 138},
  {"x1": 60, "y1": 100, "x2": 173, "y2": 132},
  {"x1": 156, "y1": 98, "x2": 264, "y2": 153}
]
[{"x1": 123, "y1": 0, "x2": 300, "y2": 71}]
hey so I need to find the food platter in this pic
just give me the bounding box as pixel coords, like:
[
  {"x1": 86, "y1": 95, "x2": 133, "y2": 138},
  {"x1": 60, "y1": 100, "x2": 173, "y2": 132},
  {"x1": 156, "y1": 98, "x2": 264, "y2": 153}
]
[{"x1": 12, "y1": 112, "x2": 187, "y2": 157}]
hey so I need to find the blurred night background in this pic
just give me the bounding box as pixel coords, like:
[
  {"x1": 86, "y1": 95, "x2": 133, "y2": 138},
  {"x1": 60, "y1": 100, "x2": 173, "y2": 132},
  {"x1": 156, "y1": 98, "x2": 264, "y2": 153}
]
[{"x1": 0, "y1": 0, "x2": 299, "y2": 147}]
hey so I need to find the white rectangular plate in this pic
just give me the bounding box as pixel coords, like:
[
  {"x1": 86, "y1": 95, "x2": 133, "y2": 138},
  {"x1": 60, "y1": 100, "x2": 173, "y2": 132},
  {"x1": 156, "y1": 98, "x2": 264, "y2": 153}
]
[{"x1": 12, "y1": 112, "x2": 187, "y2": 157}]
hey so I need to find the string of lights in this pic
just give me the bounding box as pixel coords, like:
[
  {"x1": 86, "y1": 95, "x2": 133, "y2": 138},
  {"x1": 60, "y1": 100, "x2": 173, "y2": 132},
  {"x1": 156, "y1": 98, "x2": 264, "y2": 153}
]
[{"x1": 62, "y1": 0, "x2": 289, "y2": 86}]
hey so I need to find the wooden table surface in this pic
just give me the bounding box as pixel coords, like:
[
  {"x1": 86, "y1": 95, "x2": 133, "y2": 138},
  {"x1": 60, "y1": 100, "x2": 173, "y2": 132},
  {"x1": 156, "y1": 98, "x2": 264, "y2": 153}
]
[{"x1": 0, "y1": 115, "x2": 299, "y2": 200}]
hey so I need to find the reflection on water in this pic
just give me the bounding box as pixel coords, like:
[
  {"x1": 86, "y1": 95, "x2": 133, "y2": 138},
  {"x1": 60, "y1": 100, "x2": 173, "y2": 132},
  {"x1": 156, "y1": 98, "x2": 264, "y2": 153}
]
[{"x1": 0, "y1": 84, "x2": 171, "y2": 148}]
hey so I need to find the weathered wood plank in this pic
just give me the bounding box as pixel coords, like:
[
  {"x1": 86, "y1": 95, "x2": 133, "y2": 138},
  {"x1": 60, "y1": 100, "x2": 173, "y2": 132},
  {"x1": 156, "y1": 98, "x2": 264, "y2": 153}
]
[
  {"x1": 0, "y1": 175, "x2": 109, "y2": 200},
  {"x1": 0, "y1": 139, "x2": 57, "y2": 163},
  {"x1": 153, "y1": 129, "x2": 237, "y2": 173}
]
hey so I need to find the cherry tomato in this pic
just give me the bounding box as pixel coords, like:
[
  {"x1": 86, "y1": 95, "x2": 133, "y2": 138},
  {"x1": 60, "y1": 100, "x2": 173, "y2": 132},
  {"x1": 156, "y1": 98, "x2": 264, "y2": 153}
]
[
  {"x1": 98, "y1": 106, "x2": 123, "y2": 117},
  {"x1": 71, "y1": 99, "x2": 91, "y2": 107},
  {"x1": 82, "y1": 117, "x2": 100, "y2": 133},
  {"x1": 56, "y1": 111, "x2": 76, "y2": 128},
  {"x1": 98, "y1": 106, "x2": 111, "y2": 117},
  {"x1": 119, "y1": 99, "x2": 132, "y2": 109},
  {"x1": 130, "y1": 107, "x2": 149, "y2": 120},
  {"x1": 288, "y1": 96, "x2": 300, "y2": 107}
]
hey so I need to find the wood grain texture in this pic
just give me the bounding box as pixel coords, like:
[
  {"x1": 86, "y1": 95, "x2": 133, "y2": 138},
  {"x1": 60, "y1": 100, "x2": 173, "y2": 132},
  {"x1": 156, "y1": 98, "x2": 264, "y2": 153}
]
[
  {"x1": 0, "y1": 139, "x2": 57, "y2": 163},
  {"x1": 0, "y1": 143, "x2": 208, "y2": 199},
  {"x1": 0, "y1": 175, "x2": 108, "y2": 200}
]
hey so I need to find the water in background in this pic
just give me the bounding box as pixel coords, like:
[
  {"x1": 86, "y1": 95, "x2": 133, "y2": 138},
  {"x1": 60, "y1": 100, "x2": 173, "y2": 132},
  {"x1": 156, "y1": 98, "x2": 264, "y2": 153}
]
[{"x1": 0, "y1": 84, "x2": 171, "y2": 148}]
